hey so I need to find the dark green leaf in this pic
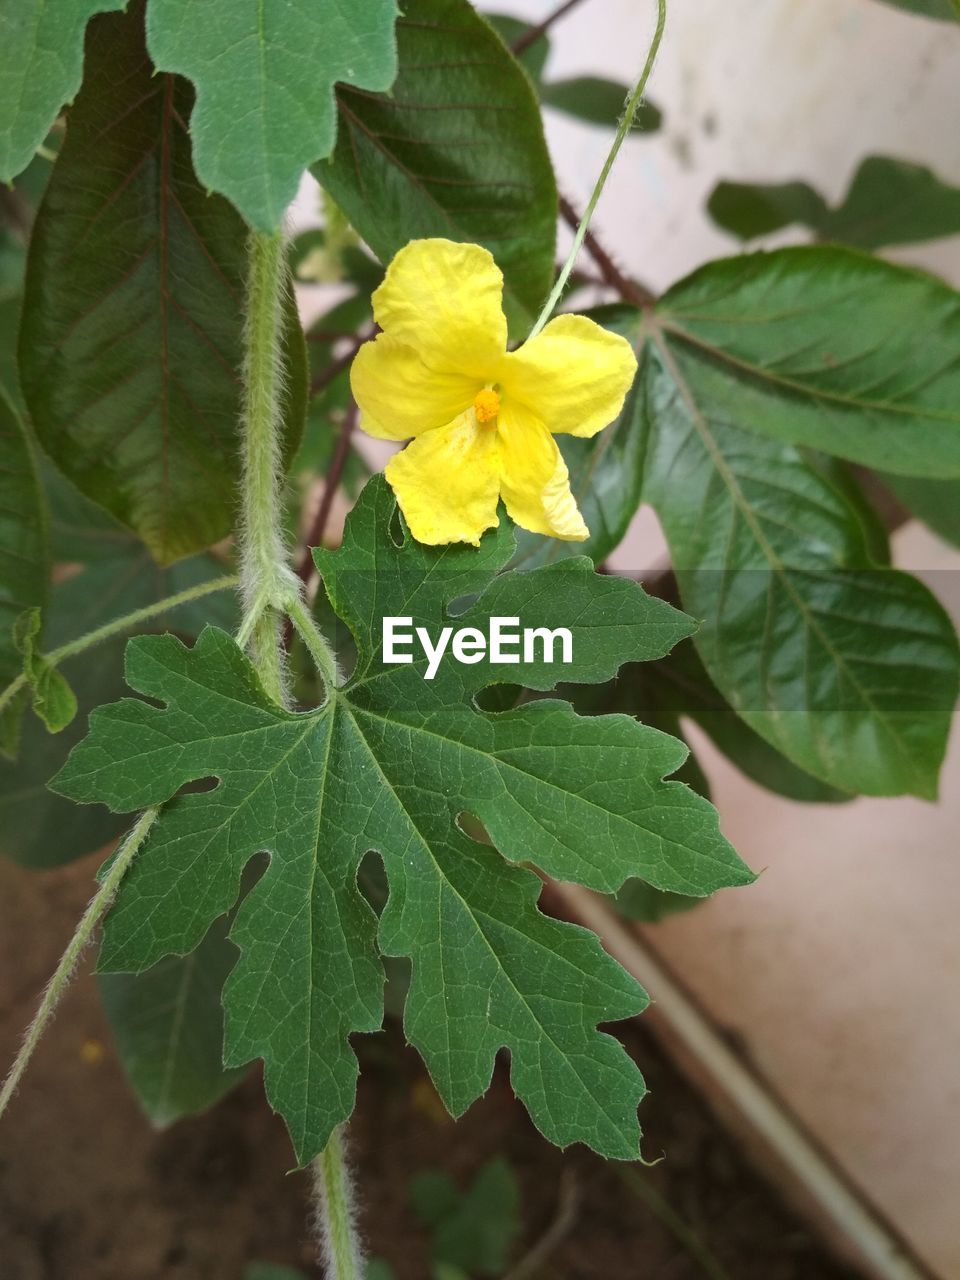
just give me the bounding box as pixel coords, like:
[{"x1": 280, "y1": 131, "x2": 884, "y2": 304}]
[
  {"x1": 315, "y1": 0, "x2": 557, "y2": 334},
  {"x1": 641, "y1": 333, "x2": 959, "y2": 798},
  {"x1": 709, "y1": 158, "x2": 960, "y2": 249},
  {"x1": 98, "y1": 908, "x2": 244, "y2": 1127},
  {"x1": 0, "y1": 1, "x2": 123, "y2": 182},
  {"x1": 512, "y1": 306, "x2": 646, "y2": 568},
  {"x1": 629, "y1": 640, "x2": 851, "y2": 804},
  {"x1": 56, "y1": 476, "x2": 751, "y2": 1165},
  {"x1": 411, "y1": 1158, "x2": 521, "y2": 1276},
  {"x1": 541, "y1": 78, "x2": 661, "y2": 131},
  {"x1": 707, "y1": 180, "x2": 828, "y2": 241},
  {"x1": 655, "y1": 247, "x2": 960, "y2": 477},
  {"x1": 825, "y1": 157, "x2": 960, "y2": 249},
  {"x1": 0, "y1": 389, "x2": 47, "y2": 748},
  {"x1": 878, "y1": 472, "x2": 960, "y2": 547},
  {"x1": 144, "y1": 0, "x2": 399, "y2": 232},
  {"x1": 19, "y1": 6, "x2": 307, "y2": 565}
]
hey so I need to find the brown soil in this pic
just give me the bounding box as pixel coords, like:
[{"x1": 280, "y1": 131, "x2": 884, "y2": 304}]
[{"x1": 0, "y1": 853, "x2": 861, "y2": 1280}]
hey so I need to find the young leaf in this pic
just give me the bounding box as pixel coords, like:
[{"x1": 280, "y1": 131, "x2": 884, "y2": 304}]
[
  {"x1": 145, "y1": 0, "x2": 399, "y2": 232},
  {"x1": 18, "y1": 5, "x2": 307, "y2": 565},
  {"x1": 12, "y1": 607, "x2": 78, "y2": 733},
  {"x1": 512, "y1": 306, "x2": 647, "y2": 569},
  {"x1": 0, "y1": 487, "x2": 235, "y2": 869},
  {"x1": 655, "y1": 247, "x2": 960, "y2": 477},
  {"x1": 314, "y1": 0, "x2": 558, "y2": 334},
  {"x1": 0, "y1": 390, "x2": 47, "y2": 754},
  {"x1": 0, "y1": 1, "x2": 123, "y2": 182},
  {"x1": 411, "y1": 1158, "x2": 521, "y2": 1276},
  {"x1": 98, "y1": 909, "x2": 244, "y2": 1127},
  {"x1": 55, "y1": 477, "x2": 752, "y2": 1166},
  {"x1": 640, "y1": 338, "x2": 959, "y2": 798},
  {"x1": 541, "y1": 78, "x2": 661, "y2": 132}
]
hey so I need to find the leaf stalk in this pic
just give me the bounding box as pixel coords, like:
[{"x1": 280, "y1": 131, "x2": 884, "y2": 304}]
[
  {"x1": 312, "y1": 1126, "x2": 365, "y2": 1280},
  {"x1": 0, "y1": 807, "x2": 158, "y2": 1121},
  {"x1": 0, "y1": 574, "x2": 239, "y2": 718}
]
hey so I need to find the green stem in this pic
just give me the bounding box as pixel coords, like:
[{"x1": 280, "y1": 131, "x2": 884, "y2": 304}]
[
  {"x1": 0, "y1": 574, "x2": 239, "y2": 717},
  {"x1": 312, "y1": 1127, "x2": 364, "y2": 1280},
  {"x1": 0, "y1": 807, "x2": 158, "y2": 1121},
  {"x1": 527, "y1": 0, "x2": 668, "y2": 339},
  {"x1": 238, "y1": 233, "x2": 362, "y2": 1268},
  {"x1": 286, "y1": 594, "x2": 342, "y2": 693},
  {"x1": 238, "y1": 230, "x2": 299, "y2": 701}
]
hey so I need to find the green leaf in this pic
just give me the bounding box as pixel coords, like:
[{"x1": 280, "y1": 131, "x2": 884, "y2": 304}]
[
  {"x1": 0, "y1": 500, "x2": 235, "y2": 868},
  {"x1": 707, "y1": 180, "x2": 828, "y2": 241},
  {"x1": 541, "y1": 78, "x2": 661, "y2": 132},
  {"x1": 512, "y1": 306, "x2": 646, "y2": 568},
  {"x1": 640, "y1": 332, "x2": 960, "y2": 798},
  {"x1": 626, "y1": 640, "x2": 851, "y2": 804},
  {"x1": 0, "y1": 1, "x2": 123, "y2": 182},
  {"x1": 709, "y1": 158, "x2": 960, "y2": 249},
  {"x1": 411, "y1": 1158, "x2": 521, "y2": 1276},
  {"x1": 878, "y1": 472, "x2": 960, "y2": 548},
  {"x1": 55, "y1": 476, "x2": 751, "y2": 1165},
  {"x1": 0, "y1": 389, "x2": 47, "y2": 751},
  {"x1": 314, "y1": 0, "x2": 558, "y2": 334},
  {"x1": 12, "y1": 606, "x2": 78, "y2": 733},
  {"x1": 144, "y1": 0, "x2": 399, "y2": 232},
  {"x1": 655, "y1": 247, "x2": 960, "y2": 478},
  {"x1": 18, "y1": 5, "x2": 307, "y2": 565},
  {"x1": 98, "y1": 908, "x2": 244, "y2": 1127},
  {"x1": 873, "y1": 0, "x2": 959, "y2": 18},
  {"x1": 825, "y1": 156, "x2": 960, "y2": 249}
]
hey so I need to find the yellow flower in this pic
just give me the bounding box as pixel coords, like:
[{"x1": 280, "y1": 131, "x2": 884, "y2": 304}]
[{"x1": 350, "y1": 238, "x2": 638, "y2": 546}]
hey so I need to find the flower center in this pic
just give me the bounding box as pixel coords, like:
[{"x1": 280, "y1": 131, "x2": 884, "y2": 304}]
[{"x1": 473, "y1": 387, "x2": 501, "y2": 424}]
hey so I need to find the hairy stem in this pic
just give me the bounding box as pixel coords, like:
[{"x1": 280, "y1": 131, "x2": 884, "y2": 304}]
[
  {"x1": 238, "y1": 235, "x2": 361, "y2": 1270},
  {"x1": 0, "y1": 574, "x2": 238, "y2": 717},
  {"x1": 0, "y1": 808, "x2": 158, "y2": 1121},
  {"x1": 237, "y1": 230, "x2": 300, "y2": 701},
  {"x1": 528, "y1": 0, "x2": 668, "y2": 338},
  {"x1": 312, "y1": 1127, "x2": 365, "y2": 1280},
  {"x1": 286, "y1": 595, "x2": 342, "y2": 693}
]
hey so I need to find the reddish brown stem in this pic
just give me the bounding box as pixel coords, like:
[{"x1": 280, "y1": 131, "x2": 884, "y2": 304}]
[
  {"x1": 309, "y1": 327, "x2": 375, "y2": 398},
  {"x1": 512, "y1": 0, "x2": 586, "y2": 55},
  {"x1": 558, "y1": 194, "x2": 656, "y2": 308},
  {"x1": 295, "y1": 400, "x2": 360, "y2": 588}
]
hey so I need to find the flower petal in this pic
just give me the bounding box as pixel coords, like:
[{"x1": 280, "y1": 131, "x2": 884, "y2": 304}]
[
  {"x1": 372, "y1": 238, "x2": 508, "y2": 378},
  {"x1": 500, "y1": 313, "x2": 637, "y2": 437},
  {"x1": 351, "y1": 333, "x2": 480, "y2": 441},
  {"x1": 497, "y1": 400, "x2": 588, "y2": 541},
  {"x1": 385, "y1": 412, "x2": 501, "y2": 546}
]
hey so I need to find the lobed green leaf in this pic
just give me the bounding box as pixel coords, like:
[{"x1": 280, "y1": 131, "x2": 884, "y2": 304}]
[{"x1": 55, "y1": 477, "x2": 751, "y2": 1165}]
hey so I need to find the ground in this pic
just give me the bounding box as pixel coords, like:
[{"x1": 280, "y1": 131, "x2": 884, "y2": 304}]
[{"x1": 0, "y1": 852, "x2": 861, "y2": 1280}]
